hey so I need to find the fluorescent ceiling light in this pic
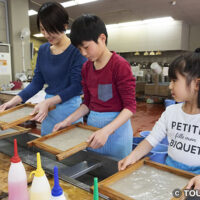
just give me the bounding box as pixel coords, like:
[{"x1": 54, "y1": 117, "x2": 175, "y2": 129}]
[
  {"x1": 143, "y1": 17, "x2": 174, "y2": 24},
  {"x1": 33, "y1": 33, "x2": 44, "y2": 38},
  {"x1": 106, "y1": 24, "x2": 118, "y2": 29},
  {"x1": 106, "y1": 17, "x2": 174, "y2": 29},
  {"x1": 61, "y1": 1, "x2": 76, "y2": 8},
  {"x1": 61, "y1": 0, "x2": 98, "y2": 8},
  {"x1": 77, "y1": 0, "x2": 98, "y2": 4},
  {"x1": 118, "y1": 21, "x2": 143, "y2": 27},
  {"x1": 28, "y1": 9, "x2": 37, "y2": 16}
]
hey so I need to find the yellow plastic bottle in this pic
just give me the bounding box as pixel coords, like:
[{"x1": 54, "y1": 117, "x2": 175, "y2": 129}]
[{"x1": 30, "y1": 152, "x2": 51, "y2": 200}]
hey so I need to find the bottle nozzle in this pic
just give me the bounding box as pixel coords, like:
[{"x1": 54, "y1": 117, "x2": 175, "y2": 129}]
[
  {"x1": 37, "y1": 152, "x2": 42, "y2": 170},
  {"x1": 51, "y1": 166, "x2": 63, "y2": 197},
  {"x1": 10, "y1": 139, "x2": 21, "y2": 163},
  {"x1": 94, "y1": 177, "x2": 99, "y2": 200},
  {"x1": 35, "y1": 152, "x2": 45, "y2": 177},
  {"x1": 30, "y1": 152, "x2": 45, "y2": 178},
  {"x1": 54, "y1": 166, "x2": 59, "y2": 187}
]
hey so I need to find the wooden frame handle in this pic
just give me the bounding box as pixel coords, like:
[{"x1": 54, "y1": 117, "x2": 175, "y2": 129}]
[{"x1": 56, "y1": 142, "x2": 88, "y2": 161}]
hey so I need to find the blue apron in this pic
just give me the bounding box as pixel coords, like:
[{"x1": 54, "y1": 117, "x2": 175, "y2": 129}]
[
  {"x1": 87, "y1": 111, "x2": 133, "y2": 160},
  {"x1": 165, "y1": 156, "x2": 200, "y2": 174},
  {"x1": 41, "y1": 94, "x2": 82, "y2": 136}
]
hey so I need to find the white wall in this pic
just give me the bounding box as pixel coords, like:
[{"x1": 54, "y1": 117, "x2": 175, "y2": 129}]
[
  {"x1": 189, "y1": 25, "x2": 200, "y2": 51},
  {"x1": 7, "y1": 0, "x2": 31, "y2": 78},
  {"x1": 0, "y1": 1, "x2": 7, "y2": 42}
]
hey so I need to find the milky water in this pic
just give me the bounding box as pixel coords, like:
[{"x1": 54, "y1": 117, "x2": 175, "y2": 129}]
[
  {"x1": 0, "y1": 128, "x2": 16, "y2": 134},
  {"x1": 0, "y1": 107, "x2": 33, "y2": 123},
  {"x1": 110, "y1": 165, "x2": 189, "y2": 200},
  {"x1": 43, "y1": 127, "x2": 93, "y2": 150}
]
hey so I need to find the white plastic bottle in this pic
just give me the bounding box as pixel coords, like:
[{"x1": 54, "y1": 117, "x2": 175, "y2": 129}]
[
  {"x1": 8, "y1": 139, "x2": 29, "y2": 200},
  {"x1": 30, "y1": 152, "x2": 51, "y2": 200},
  {"x1": 50, "y1": 166, "x2": 67, "y2": 200}
]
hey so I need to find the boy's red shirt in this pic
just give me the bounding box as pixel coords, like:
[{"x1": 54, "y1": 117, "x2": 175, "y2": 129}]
[{"x1": 81, "y1": 52, "x2": 136, "y2": 114}]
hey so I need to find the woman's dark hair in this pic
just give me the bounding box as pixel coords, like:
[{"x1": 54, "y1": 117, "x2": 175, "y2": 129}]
[
  {"x1": 37, "y1": 2, "x2": 69, "y2": 34},
  {"x1": 169, "y1": 48, "x2": 200, "y2": 107},
  {"x1": 70, "y1": 14, "x2": 108, "y2": 47}
]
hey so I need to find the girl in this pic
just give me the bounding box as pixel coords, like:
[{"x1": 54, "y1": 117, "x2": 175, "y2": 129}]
[
  {"x1": 0, "y1": 2, "x2": 86, "y2": 135},
  {"x1": 53, "y1": 14, "x2": 136, "y2": 160},
  {"x1": 118, "y1": 49, "x2": 200, "y2": 189}
]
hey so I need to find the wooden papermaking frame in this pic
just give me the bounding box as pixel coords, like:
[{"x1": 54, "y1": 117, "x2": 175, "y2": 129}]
[
  {"x1": 0, "y1": 103, "x2": 55, "y2": 130},
  {"x1": 96, "y1": 158, "x2": 195, "y2": 200},
  {"x1": 0, "y1": 126, "x2": 30, "y2": 139},
  {"x1": 27, "y1": 123, "x2": 99, "y2": 161}
]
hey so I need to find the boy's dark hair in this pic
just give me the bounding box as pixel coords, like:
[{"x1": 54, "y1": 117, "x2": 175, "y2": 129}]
[
  {"x1": 37, "y1": 2, "x2": 69, "y2": 34},
  {"x1": 70, "y1": 14, "x2": 108, "y2": 47},
  {"x1": 169, "y1": 48, "x2": 200, "y2": 107}
]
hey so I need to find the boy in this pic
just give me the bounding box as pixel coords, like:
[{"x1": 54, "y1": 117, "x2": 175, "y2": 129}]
[{"x1": 53, "y1": 14, "x2": 136, "y2": 160}]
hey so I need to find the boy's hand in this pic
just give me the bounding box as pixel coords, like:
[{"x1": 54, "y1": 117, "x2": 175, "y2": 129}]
[
  {"x1": 118, "y1": 154, "x2": 136, "y2": 171},
  {"x1": 53, "y1": 119, "x2": 71, "y2": 132},
  {"x1": 87, "y1": 129, "x2": 109, "y2": 149},
  {"x1": 186, "y1": 175, "x2": 200, "y2": 190}
]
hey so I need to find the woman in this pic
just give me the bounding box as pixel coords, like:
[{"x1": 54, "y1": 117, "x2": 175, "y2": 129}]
[{"x1": 0, "y1": 2, "x2": 87, "y2": 135}]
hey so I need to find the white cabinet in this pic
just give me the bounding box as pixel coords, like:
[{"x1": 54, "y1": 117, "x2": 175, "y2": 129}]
[{"x1": 107, "y1": 21, "x2": 189, "y2": 52}]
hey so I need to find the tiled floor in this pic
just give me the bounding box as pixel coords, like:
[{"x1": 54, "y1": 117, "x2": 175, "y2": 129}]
[{"x1": 131, "y1": 102, "x2": 165, "y2": 137}]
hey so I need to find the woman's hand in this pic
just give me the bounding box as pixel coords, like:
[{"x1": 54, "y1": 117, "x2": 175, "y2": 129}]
[
  {"x1": 30, "y1": 100, "x2": 50, "y2": 122},
  {"x1": 0, "y1": 95, "x2": 22, "y2": 112},
  {"x1": 30, "y1": 95, "x2": 61, "y2": 122},
  {"x1": 0, "y1": 102, "x2": 13, "y2": 112},
  {"x1": 118, "y1": 154, "x2": 136, "y2": 171},
  {"x1": 53, "y1": 119, "x2": 71, "y2": 132},
  {"x1": 186, "y1": 175, "x2": 200, "y2": 190},
  {"x1": 87, "y1": 128, "x2": 109, "y2": 149}
]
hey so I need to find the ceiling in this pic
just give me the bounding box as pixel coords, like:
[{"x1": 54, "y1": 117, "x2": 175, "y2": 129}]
[{"x1": 29, "y1": 0, "x2": 200, "y2": 37}]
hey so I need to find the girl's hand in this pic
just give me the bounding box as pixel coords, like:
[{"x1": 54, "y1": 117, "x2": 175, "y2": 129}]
[
  {"x1": 87, "y1": 129, "x2": 109, "y2": 149},
  {"x1": 118, "y1": 154, "x2": 136, "y2": 171},
  {"x1": 53, "y1": 119, "x2": 71, "y2": 132},
  {"x1": 186, "y1": 175, "x2": 200, "y2": 190},
  {"x1": 30, "y1": 100, "x2": 50, "y2": 122}
]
